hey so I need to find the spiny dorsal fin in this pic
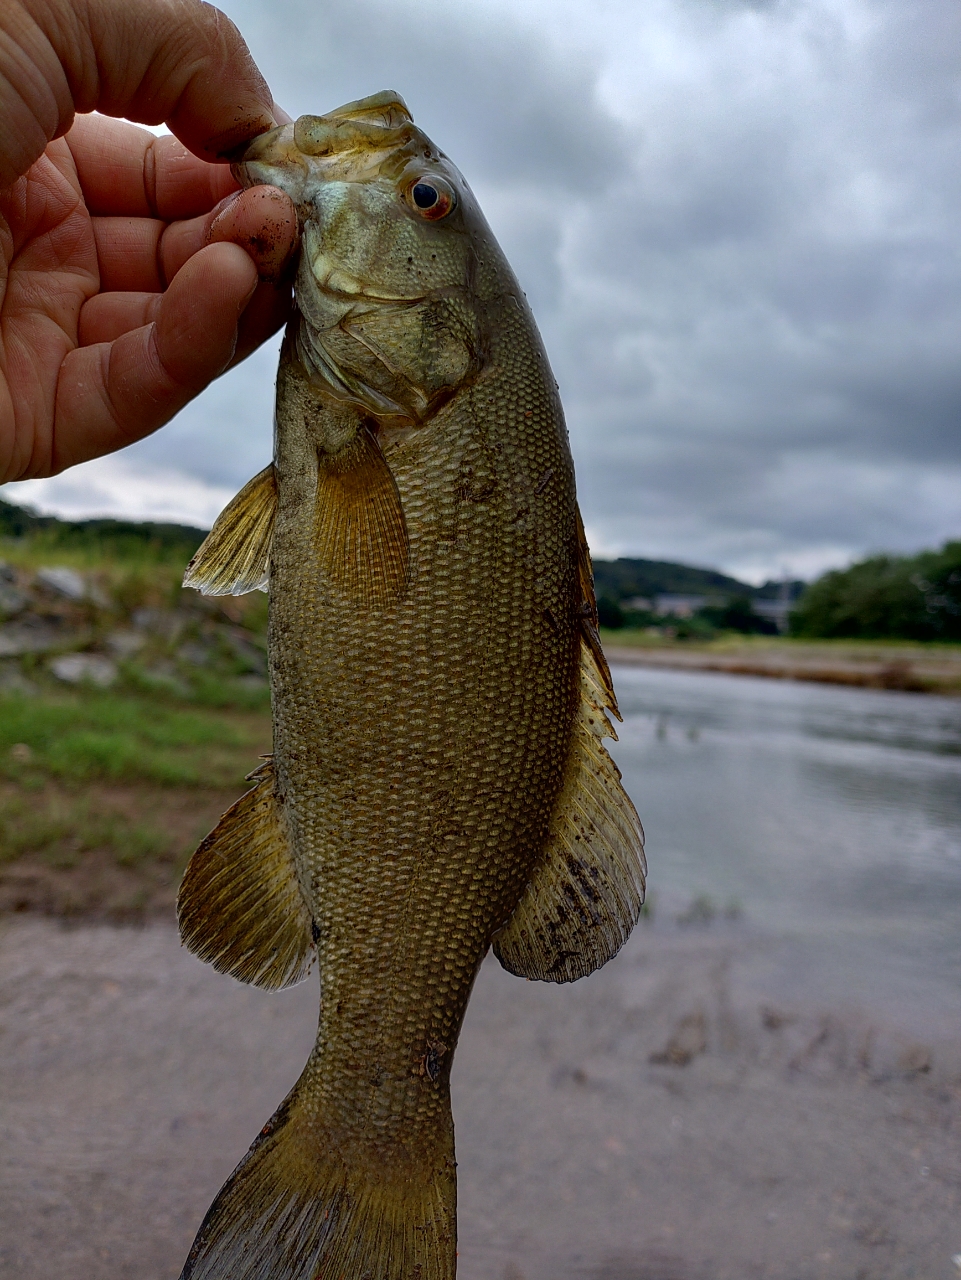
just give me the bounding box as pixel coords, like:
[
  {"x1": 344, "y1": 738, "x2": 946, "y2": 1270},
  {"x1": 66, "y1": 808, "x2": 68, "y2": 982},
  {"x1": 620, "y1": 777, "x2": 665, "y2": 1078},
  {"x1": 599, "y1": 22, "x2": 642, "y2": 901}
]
[
  {"x1": 177, "y1": 760, "x2": 314, "y2": 990},
  {"x1": 492, "y1": 639, "x2": 646, "y2": 983},
  {"x1": 183, "y1": 465, "x2": 277, "y2": 596},
  {"x1": 315, "y1": 425, "x2": 409, "y2": 609}
]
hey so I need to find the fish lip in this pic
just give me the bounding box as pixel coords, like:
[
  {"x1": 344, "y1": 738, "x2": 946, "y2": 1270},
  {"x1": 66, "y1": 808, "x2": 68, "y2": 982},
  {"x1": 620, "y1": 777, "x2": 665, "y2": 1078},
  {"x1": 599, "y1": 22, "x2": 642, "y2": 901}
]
[{"x1": 314, "y1": 282, "x2": 426, "y2": 306}]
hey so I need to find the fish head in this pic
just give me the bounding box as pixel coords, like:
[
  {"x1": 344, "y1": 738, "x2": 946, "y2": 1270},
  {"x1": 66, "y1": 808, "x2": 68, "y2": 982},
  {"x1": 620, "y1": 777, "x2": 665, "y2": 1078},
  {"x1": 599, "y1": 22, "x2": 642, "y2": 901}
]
[{"x1": 235, "y1": 92, "x2": 491, "y2": 425}]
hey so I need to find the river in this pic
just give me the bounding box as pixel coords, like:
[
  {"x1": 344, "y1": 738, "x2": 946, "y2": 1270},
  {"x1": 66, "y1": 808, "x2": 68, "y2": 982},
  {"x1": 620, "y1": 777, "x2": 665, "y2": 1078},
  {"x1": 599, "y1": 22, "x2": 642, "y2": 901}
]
[{"x1": 609, "y1": 664, "x2": 961, "y2": 1034}]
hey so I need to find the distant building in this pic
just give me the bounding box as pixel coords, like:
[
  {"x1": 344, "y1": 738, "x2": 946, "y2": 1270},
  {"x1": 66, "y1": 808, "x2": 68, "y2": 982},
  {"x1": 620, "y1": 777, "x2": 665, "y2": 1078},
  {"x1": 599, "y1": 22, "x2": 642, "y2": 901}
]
[
  {"x1": 624, "y1": 596, "x2": 653, "y2": 611},
  {"x1": 752, "y1": 599, "x2": 793, "y2": 632},
  {"x1": 654, "y1": 594, "x2": 710, "y2": 618}
]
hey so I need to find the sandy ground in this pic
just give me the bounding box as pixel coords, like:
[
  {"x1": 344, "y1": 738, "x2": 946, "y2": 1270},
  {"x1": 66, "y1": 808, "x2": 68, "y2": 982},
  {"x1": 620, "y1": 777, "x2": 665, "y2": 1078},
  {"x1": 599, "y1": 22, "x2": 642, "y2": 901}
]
[{"x1": 1, "y1": 917, "x2": 959, "y2": 1280}]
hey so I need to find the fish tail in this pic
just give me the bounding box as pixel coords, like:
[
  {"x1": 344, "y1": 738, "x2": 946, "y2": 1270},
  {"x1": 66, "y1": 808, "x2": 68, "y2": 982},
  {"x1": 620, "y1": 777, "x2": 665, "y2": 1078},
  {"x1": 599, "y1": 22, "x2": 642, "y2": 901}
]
[{"x1": 179, "y1": 1068, "x2": 457, "y2": 1280}]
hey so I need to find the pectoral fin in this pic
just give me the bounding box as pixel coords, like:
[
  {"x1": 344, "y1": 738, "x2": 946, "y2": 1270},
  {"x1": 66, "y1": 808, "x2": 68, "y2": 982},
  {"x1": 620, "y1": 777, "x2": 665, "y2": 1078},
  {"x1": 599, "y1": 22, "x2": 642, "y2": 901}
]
[
  {"x1": 183, "y1": 465, "x2": 277, "y2": 596},
  {"x1": 493, "y1": 637, "x2": 646, "y2": 984},
  {"x1": 315, "y1": 425, "x2": 409, "y2": 609},
  {"x1": 178, "y1": 760, "x2": 314, "y2": 990}
]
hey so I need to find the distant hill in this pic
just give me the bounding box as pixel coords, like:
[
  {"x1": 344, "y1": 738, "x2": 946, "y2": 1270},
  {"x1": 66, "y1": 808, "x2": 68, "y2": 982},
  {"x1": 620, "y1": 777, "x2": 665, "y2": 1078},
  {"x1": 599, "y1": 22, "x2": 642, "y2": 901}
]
[
  {"x1": 590, "y1": 556, "x2": 755, "y2": 602},
  {"x1": 0, "y1": 496, "x2": 206, "y2": 561}
]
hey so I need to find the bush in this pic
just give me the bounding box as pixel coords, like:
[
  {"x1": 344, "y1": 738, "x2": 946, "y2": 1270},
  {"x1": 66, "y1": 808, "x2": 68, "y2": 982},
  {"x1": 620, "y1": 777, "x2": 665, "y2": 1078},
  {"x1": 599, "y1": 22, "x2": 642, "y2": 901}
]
[
  {"x1": 597, "y1": 595, "x2": 626, "y2": 629},
  {"x1": 790, "y1": 541, "x2": 961, "y2": 640},
  {"x1": 699, "y1": 596, "x2": 777, "y2": 635}
]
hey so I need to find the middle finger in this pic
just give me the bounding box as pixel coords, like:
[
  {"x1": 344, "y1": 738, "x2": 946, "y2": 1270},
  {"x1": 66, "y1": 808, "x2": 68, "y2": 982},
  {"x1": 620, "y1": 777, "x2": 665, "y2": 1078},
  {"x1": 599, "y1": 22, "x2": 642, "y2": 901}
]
[{"x1": 91, "y1": 214, "x2": 210, "y2": 292}]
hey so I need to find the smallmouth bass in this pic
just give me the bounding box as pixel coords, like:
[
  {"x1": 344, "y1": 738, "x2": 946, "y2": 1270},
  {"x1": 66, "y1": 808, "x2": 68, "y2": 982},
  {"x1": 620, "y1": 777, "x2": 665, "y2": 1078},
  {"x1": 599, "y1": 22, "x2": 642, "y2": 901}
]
[{"x1": 177, "y1": 90, "x2": 645, "y2": 1280}]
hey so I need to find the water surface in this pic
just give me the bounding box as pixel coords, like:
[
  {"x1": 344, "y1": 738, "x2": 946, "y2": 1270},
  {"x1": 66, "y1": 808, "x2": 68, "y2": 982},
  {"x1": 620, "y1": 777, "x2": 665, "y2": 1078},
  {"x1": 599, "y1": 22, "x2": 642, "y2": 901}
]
[{"x1": 609, "y1": 665, "x2": 961, "y2": 1031}]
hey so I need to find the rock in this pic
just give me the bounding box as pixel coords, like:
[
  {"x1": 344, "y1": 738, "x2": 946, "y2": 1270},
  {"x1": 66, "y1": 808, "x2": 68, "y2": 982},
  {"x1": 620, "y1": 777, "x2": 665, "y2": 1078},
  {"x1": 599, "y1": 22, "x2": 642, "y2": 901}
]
[
  {"x1": 234, "y1": 673, "x2": 268, "y2": 691},
  {"x1": 106, "y1": 631, "x2": 147, "y2": 659},
  {"x1": 650, "y1": 1010, "x2": 708, "y2": 1066},
  {"x1": 0, "y1": 662, "x2": 38, "y2": 696},
  {"x1": 0, "y1": 617, "x2": 87, "y2": 656},
  {"x1": 36, "y1": 566, "x2": 86, "y2": 600},
  {"x1": 896, "y1": 1043, "x2": 932, "y2": 1075},
  {"x1": 140, "y1": 662, "x2": 191, "y2": 697},
  {"x1": 0, "y1": 582, "x2": 28, "y2": 615},
  {"x1": 176, "y1": 641, "x2": 212, "y2": 667},
  {"x1": 131, "y1": 608, "x2": 189, "y2": 642},
  {"x1": 49, "y1": 654, "x2": 118, "y2": 688}
]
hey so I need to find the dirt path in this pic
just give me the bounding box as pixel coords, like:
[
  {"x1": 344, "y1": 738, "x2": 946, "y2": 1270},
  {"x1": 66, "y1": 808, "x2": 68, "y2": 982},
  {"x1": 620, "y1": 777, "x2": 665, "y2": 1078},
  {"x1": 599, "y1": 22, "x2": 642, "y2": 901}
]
[{"x1": 1, "y1": 918, "x2": 959, "y2": 1280}]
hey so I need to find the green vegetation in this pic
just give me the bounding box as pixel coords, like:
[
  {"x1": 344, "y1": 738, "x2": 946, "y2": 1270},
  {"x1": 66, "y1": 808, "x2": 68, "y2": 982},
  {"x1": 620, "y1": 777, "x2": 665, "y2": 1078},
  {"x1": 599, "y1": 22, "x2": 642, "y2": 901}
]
[
  {"x1": 0, "y1": 497, "x2": 271, "y2": 917},
  {"x1": 0, "y1": 787, "x2": 171, "y2": 870},
  {"x1": 594, "y1": 541, "x2": 961, "y2": 643},
  {"x1": 789, "y1": 542, "x2": 961, "y2": 640},
  {"x1": 591, "y1": 555, "x2": 796, "y2": 637},
  {"x1": 591, "y1": 556, "x2": 751, "y2": 601},
  {"x1": 0, "y1": 688, "x2": 267, "y2": 789},
  {"x1": 0, "y1": 494, "x2": 205, "y2": 565}
]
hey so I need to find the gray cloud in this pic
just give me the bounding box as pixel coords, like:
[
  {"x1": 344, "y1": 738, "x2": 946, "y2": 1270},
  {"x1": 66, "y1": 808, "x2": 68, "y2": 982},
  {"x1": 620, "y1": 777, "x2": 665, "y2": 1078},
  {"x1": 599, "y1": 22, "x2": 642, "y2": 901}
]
[{"x1": 11, "y1": 0, "x2": 961, "y2": 583}]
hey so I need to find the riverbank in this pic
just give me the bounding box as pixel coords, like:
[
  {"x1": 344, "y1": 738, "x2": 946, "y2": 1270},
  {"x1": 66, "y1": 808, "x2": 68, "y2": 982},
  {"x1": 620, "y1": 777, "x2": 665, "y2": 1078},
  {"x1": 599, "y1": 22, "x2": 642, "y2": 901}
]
[
  {"x1": 1, "y1": 916, "x2": 957, "y2": 1280},
  {"x1": 601, "y1": 632, "x2": 961, "y2": 694}
]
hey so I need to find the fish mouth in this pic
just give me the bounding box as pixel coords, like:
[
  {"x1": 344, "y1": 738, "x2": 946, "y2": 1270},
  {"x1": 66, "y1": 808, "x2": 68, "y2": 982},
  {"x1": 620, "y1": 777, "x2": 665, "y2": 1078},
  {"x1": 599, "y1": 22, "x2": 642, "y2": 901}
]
[
  {"x1": 306, "y1": 239, "x2": 425, "y2": 306},
  {"x1": 311, "y1": 270, "x2": 423, "y2": 307}
]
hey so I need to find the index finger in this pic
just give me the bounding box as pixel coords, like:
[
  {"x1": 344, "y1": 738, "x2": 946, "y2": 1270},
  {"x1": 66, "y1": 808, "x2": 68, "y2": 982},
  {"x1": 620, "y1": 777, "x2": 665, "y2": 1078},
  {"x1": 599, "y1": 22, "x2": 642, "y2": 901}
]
[
  {"x1": 2, "y1": 0, "x2": 280, "y2": 187},
  {"x1": 66, "y1": 114, "x2": 238, "y2": 220}
]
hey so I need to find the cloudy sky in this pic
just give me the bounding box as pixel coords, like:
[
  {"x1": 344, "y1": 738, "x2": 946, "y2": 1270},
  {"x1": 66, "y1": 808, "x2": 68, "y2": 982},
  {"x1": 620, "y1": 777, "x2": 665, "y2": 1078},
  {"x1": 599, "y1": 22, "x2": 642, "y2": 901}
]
[{"x1": 6, "y1": 0, "x2": 961, "y2": 581}]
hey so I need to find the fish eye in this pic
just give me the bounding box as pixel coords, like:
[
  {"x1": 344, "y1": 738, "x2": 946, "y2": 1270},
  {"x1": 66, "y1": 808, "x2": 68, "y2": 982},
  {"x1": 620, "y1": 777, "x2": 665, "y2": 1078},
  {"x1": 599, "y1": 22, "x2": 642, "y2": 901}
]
[{"x1": 405, "y1": 176, "x2": 454, "y2": 220}]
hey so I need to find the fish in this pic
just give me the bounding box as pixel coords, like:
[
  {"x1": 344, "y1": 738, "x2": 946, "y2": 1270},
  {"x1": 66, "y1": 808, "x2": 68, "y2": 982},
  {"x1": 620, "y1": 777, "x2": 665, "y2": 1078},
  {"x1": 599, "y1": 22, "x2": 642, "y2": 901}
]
[{"x1": 176, "y1": 90, "x2": 645, "y2": 1280}]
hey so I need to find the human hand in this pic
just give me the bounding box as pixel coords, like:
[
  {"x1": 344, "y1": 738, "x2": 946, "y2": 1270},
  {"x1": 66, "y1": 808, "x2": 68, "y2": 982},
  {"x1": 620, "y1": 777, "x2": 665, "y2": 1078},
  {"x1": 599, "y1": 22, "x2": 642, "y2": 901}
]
[{"x1": 0, "y1": 0, "x2": 300, "y2": 483}]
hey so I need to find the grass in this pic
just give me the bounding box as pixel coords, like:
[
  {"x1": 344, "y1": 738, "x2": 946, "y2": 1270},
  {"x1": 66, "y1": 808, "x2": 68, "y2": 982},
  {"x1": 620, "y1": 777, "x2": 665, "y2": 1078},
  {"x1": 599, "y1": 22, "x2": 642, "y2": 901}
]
[
  {"x1": 0, "y1": 687, "x2": 269, "y2": 789},
  {"x1": 0, "y1": 528, "x2": 273, "y2": 916},
  {"x1": 0, "y1": 684, "x2": 271, "y2": 918},
  {"x1": 0, "y1": 682, "x2": 271, "y2": 918},
  {"x1": 0, "y1": 790, "x2": 170, "y2": 869},
  {"x1": 599, "y1": 629, "x2": 961, "y2": 656},
  {"x1": 598, "y1": 629, "x2": 961, "y2": 694}
]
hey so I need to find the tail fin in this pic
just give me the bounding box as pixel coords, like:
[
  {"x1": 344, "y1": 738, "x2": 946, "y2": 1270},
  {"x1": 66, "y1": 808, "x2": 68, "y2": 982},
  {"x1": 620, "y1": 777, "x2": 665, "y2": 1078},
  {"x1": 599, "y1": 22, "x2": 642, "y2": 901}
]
[{"x1": 179, "y1": 1070, "x2": 457, "y2": 1280}]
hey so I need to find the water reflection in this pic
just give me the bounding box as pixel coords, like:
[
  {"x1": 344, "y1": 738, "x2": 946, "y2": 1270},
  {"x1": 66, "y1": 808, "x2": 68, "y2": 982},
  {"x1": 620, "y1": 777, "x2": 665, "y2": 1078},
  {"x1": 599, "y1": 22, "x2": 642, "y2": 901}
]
[{"x1": 608, "y1": 666, "x2": 961, "y2": 1025}]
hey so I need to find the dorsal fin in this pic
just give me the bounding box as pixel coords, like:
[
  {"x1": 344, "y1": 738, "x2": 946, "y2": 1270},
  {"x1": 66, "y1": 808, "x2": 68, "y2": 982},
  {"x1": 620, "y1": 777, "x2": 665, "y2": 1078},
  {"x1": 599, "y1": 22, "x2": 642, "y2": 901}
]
[
  {"x1": 575, "y1": 504, "x2": 619, "y2": 720},
  {"x1": 177, "y1": 760, "x2": 314, "y2": 990},
  {"x1": 184, "y1": 465, "x2": 277, "y2": 596}
]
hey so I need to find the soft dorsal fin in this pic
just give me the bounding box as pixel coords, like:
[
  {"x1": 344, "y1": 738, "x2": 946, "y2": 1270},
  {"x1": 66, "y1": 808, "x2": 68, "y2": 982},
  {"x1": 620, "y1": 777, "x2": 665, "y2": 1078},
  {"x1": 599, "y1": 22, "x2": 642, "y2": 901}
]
[
  {"x1": 492, "y1": 563, "x2": 646, "y2": 984},
  {"x1": 183, "y1": 465, "x2": 277, "y2": 596},
  {"x1": 315, "y1": 425, "x2": 409, "y2": 609},
  {"x1": 575, "y1": 504, "x2": 619, "y2": 719},
  {"x1": 177, "y1": 760, "x2": 314, "y2": 990}
]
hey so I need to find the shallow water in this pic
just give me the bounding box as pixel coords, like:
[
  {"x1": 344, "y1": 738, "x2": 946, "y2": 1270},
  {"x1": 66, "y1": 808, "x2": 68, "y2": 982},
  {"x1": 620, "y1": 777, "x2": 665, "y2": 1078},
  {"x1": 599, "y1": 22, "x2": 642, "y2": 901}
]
[{"x1": 609, "y1": 665, "x2": 961, "y2": 1031}]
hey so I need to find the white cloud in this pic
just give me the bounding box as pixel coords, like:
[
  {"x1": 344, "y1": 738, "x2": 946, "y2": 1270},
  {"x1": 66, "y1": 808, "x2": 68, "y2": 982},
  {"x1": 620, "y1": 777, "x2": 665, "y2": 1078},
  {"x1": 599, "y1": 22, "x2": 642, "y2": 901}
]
[{"x1": 3, "y1": 455, "x2": 234, "y2": 528}]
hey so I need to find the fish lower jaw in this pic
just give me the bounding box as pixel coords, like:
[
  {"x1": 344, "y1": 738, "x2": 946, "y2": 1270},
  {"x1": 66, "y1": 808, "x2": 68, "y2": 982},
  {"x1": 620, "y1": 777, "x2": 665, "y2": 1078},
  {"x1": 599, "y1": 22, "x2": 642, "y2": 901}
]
[{"x1": 310, "y1": 272, "x2": 423, "y2": 306}]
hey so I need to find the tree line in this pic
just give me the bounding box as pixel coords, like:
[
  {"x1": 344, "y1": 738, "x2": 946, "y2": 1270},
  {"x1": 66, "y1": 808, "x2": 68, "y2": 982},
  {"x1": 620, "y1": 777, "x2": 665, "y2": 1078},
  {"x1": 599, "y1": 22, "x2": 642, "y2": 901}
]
[{"x1": 789, "y1": 541, "x2": 961, "y2": 641}]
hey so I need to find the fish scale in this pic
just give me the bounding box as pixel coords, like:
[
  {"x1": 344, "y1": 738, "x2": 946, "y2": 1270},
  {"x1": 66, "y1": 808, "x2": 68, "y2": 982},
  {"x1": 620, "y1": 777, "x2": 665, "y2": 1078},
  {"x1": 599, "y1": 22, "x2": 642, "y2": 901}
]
[{"x1": 177, "y1": 89, "x2": 644, "y2": 1280}]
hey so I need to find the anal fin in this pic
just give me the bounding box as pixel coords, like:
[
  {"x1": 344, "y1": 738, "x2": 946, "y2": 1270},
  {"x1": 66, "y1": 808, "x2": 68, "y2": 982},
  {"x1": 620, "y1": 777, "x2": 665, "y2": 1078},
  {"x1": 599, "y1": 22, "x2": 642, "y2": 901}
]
[
  {"x1": 177, "y1": 759, "x2": 314, "y2": 990},
  {"x1": 184, "y1": 464, "x2": 277, "y2": 596},
  {"x1": 315, "y1": 425, "x2": 409, "y2": 609},
  {"x1": 493, "y1": 639, "x2": 646, "y2": 983}
]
